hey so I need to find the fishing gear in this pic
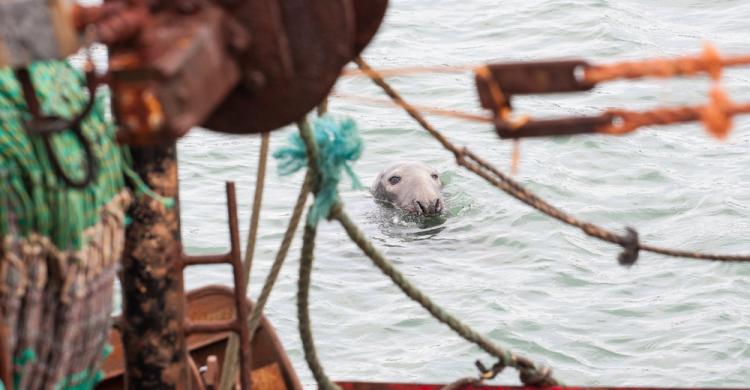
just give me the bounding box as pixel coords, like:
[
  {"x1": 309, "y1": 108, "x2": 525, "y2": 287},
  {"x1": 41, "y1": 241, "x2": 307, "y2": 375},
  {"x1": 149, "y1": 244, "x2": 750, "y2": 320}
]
[{"x1": 474, "y1": 45, "x2": 750, "y2": 140}]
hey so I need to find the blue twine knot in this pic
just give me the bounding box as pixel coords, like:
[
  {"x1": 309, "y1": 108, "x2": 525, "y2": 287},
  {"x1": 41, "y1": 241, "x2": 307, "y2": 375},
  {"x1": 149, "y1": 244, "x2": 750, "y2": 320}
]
[{"x1": 274, "y1": 115, "x2": 363, "y2": 226}]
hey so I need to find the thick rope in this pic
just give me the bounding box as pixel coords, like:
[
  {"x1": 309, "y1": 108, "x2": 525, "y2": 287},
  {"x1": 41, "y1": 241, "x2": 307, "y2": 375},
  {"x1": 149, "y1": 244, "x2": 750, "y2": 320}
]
[
  {"x1": 274, "y1": 117, "x2": 362, "y2": 226},
  {"x1": 244, "y1": 171, "x2": 311, "y2": 340},
  {"x1": 353, "y1": 58, "x2": 461, "y2": 158},
  {"x1": 242, "y1": 131, "x2": 270, "y2": 284},
  {"x1": 218, "y1": 132, "x2": 269, "y2": 390},
  {"x1": 600, "y1": 87, "x2": 748, "y2": 139},
  {"x1": 317, "y1": 98, "x2": 329, "y2": 117},
  {"x1": 294, "y1": 119, "x2": 341, "y2": 390},
  {"x1": 583, "y1": 44, "x2": 742, "y2": 83},
  {"x1": 355, "y1": 56, "x2": 750, "y2": 264},
  {"x1": 298, "y1": 223, "x2": 339, "y2": 390},
  {"x1": 332, "y1": 207, "x2": 558, "y2": 387}
]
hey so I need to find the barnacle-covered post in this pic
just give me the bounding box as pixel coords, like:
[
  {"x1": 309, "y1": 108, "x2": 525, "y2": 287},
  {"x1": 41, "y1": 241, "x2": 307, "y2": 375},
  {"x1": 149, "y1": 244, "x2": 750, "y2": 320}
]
[{"x1": 120, "y1": 144, "x2": 190, "y2": 389}]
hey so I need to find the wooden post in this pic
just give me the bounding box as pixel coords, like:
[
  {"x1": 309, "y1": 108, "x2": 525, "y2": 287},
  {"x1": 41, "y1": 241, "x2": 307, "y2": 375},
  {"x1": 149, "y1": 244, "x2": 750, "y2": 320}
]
[{"x1": 120, "y1": 143, "x2": 190, "y2": 389}]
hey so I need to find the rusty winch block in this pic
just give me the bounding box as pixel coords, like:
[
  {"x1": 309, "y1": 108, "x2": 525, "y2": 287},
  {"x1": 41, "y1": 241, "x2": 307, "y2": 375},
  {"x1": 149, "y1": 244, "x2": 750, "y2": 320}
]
[
  {"x1": 0, "y1": 0, "x2": 387, "y2": 145},
  {"x1": 76, "y1": 0, "x2": 388, "y2": 145}
]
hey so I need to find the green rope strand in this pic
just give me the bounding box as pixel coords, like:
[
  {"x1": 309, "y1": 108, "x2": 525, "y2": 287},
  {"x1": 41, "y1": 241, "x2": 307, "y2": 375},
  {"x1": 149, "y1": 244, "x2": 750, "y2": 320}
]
[
  {"x1": 0, "y1": 61, "x2": 129, "y2": 250},
  {"x1": 293, "y1": 118, "x2": 341, "y2": 390},
  {"x1": 274, "y1": 116, "x2": 362, "y2": 226},
  {"x1": 298, "y1": 223, "x2": 340, "y2": 390}
]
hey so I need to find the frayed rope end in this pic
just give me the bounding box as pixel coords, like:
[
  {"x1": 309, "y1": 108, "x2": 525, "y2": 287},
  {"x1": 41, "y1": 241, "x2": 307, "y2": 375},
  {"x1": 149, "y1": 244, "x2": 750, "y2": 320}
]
[{"x1": 273, "y1": 115, "x2": 364, "y2": 226}]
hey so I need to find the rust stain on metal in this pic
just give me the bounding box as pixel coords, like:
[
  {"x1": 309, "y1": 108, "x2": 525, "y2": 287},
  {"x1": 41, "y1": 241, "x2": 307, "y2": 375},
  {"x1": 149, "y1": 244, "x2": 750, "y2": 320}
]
[{"x1": 352, "y1": 0, "x2": 389, "y2": 55}]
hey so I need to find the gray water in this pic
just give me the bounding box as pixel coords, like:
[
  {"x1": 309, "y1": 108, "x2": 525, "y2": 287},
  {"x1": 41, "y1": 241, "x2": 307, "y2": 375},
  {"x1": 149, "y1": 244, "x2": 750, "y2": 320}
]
[{"x1": 178, "y1": 1, "x2": 750, "y2": 387}]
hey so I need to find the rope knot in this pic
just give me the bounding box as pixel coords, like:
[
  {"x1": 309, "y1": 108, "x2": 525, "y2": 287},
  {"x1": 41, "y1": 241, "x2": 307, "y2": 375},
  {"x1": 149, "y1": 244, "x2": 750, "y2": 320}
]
[
  {"x1": 519, "y1": 365, "x2": 555, "y2": 387},
  {"x1": 701, "y1": 43, "x2": 723, "y2": 81},
  {"x1": 274, "y1": 115, "x2": 363, "y2": 226},
  {"x1": 475, "y1": 359, "x2": 505, "y2": 380},
  {"x1": 617, "y1": 227, "x2": 640, "y2": 267},
  {"x1": 701, "y1": 86, "x2": 732, "y2": 140}
]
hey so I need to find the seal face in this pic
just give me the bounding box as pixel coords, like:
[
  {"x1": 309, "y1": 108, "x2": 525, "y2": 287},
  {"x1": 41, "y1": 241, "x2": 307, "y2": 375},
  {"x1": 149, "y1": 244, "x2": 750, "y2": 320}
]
[{"x1": 370, "y1": 161, "x2": 444, "y2": 215}]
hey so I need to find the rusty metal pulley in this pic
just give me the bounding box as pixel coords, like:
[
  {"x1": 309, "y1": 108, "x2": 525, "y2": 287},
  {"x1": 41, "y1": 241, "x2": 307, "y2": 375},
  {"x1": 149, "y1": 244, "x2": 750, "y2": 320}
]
[
  {"x1": 203, "y1": 0, "x2": 388, "y2": 135},
  {"x1": 0, "y1": 0, "x2": 387, "y2": 145},
  {"x1": 76, "y1": 0, "x2": 388, "y2": 145}
]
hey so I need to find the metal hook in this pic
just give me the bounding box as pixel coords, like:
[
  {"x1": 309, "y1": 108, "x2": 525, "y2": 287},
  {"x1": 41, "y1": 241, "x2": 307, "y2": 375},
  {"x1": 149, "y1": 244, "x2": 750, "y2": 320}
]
[{"x1": 14, "y1": 60, "x2": 99, "y2": 189}]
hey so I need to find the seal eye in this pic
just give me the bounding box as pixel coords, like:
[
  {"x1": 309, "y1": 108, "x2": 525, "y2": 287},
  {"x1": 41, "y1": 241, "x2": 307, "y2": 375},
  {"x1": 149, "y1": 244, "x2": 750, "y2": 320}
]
[
  {"x1": 431, "y1": 173, "x2": 439, "y2": 180},
  {"x1": 388, "y1": 176, "x2": 401, "y2": 185}
]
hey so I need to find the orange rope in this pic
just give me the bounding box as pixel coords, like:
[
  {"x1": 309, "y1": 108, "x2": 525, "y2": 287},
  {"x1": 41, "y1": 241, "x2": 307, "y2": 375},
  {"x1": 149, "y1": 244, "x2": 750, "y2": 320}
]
[
  {"x1": 343, "y1": 45, "x2": 750, "y2": 142},
  {"x1": 583, "y1": 43, "x2": 741, "y2": 83},
  {"x1": 343, "y1": 44, "x2": 750, "y2": 85},
  {"x1": 330, "y1": 92, "x2": 492, "y2": 123},
  {"x1": 599, "y1": 87, "x2": 749, "y2": 138}
]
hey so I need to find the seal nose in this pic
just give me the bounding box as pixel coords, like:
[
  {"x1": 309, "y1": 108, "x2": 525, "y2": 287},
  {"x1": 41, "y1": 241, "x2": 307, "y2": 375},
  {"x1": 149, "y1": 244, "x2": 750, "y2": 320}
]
[
  {"x1": 415, "y1": 199, "x2": 443, "y2": 215},
  {"x1": 434, "y1": 198, "x2": 443, "y2": 214},
  {"x1": 415, "y1": 200, "x2": 427, "y2": 215}
]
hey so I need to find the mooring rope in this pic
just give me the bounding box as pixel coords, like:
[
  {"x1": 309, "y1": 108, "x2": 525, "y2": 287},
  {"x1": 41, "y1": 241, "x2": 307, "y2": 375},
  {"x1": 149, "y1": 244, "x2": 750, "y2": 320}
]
[
  {"x1": 244, "y1": 171, "x2": 311, "y2": 341},
  {"x1": 354, "y1": 56, "x2": 750, "y2": 264},
  {"x1": 218, "y1": 132, "x2": 270, "y2": 390},
  {"x1": 582, "y1": 44, "x2": 750, "y2": 83},
  {"x1": 242, "y1": 131, "x2": 270, "y2": 285},
  {"x1": 295, "y1": 118, "x2": 341, "y2": 390},
  {"x1": 298, "y1": 222, "x2": 340, "y2": 390}
]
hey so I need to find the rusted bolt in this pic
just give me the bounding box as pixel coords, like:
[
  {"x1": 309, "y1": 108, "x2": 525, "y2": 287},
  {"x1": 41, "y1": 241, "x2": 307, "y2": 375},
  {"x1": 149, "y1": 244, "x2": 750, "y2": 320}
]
[
  {"x1": 243, "y1": 70, "x2": 266, "y2": 92},
  {"x1": 223, "y1": 18, "x2": 251, "y2": 54}
]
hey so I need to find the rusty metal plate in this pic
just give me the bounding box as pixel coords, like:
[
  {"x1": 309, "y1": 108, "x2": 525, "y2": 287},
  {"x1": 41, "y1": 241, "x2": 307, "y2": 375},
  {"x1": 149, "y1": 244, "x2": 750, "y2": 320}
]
[
  {"x1": 204, "y1": 0, "x2": 387, "y2": 134},
  {"x1": 353, "y1": 0, "x2": 389, "y2": 55},
  {"x1": 495, "y1": 114, "x2": 614, "y2": 139},
  {"x1": 476, "y1": 60, "x2": 594, "y2": 112}
]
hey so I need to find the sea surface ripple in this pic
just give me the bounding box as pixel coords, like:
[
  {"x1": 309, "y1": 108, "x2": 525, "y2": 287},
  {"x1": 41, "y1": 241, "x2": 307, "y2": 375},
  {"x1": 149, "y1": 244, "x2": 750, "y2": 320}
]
[{"x1": 177, "y1": 1, "x2": 750, "y2": 387}]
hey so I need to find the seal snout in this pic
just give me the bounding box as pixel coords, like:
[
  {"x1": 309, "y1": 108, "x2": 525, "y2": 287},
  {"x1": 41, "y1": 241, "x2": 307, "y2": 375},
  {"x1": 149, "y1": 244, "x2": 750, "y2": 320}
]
[{"x1": 414, "y1": 198, "x2": 443, "y2": 216}]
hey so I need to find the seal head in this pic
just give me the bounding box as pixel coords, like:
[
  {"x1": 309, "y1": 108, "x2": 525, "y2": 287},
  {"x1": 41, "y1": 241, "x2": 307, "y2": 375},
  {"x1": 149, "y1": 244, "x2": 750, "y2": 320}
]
[{"x1": 370, "y1": 161, "x2": 444, "y2": 215}]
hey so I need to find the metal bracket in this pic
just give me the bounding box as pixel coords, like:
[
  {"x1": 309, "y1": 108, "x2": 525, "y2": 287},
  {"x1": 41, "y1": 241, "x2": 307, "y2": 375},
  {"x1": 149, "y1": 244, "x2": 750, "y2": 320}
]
[{"x1": 475, "y1": 60, "x2": 617, "y2": 139}]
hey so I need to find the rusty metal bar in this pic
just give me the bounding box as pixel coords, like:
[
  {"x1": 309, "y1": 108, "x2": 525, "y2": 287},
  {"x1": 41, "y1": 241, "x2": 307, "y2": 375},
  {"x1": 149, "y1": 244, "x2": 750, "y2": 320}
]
[
  {"x1": 223, "y1": 182, "x2": 253, "y2": 390},
  {"x1": 183, "y1": 254, "x2": 232, "y2": 266},
  {"x1": 494, "y1": 114, "x2": 614, "y2": 139},
  {"x1": 120, "y1": 143, "x2": 190, "y2": 389},
  {"x1": 179, "y1": 182, "x2": 252, "y2": 389}
]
